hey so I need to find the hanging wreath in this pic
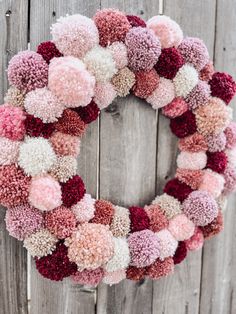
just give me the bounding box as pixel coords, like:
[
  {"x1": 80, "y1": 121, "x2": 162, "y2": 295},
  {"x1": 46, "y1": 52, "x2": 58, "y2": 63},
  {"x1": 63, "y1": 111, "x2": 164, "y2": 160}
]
[{"x1": 1, "y1": 8, "x2": 236, "y2": 286}]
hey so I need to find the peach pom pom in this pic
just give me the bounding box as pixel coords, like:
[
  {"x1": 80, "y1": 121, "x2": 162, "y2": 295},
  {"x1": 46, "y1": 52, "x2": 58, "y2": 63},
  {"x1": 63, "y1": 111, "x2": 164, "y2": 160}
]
[
  {"x1": 155, "y1": 229, "x2": 178, "y2": 260},
  {"x1": 175, "y1": 168, "x2": 203, "y2": 190},
  {"x1": 147, "y1": 77, "x2": 175, "y2": 109},
  {"x1": 93, "y1": 82, "x2": 117, "y2": 109},
  {"x1": 168, "y1": 214, "x2": 195, "y2": 241},
  {"x1": 110, "y1": 206, "x2": 130, "y2": 237},
  {"x1": 0, "y1": 104, "x2": 25, "y2": 140},
  {"x1": 107, "y1": 42, "x2": 128, "y2": 69},
  {"x1": 173, "y1": 64, "x2": 198, "y2": 98},
  {"x1": 162, "y1": 97, "x2": 188, "y2": 118},
  {"x1": 178, "y1": 133, "x2": 208, "y2": 152},
  {"x1": 71, "y1": 194, "x2": 95, "y2": 223},
  {"x1": 49, "y1": 131, "x2": 80, "y2": 157},
  {"x1": 0, "y1": 137, "x2": 20, "y2": 166},
  {"x1": 177, "y1": 151, "x2": 207, "y2": 170},
  {"x1": 185, "y1": 227, "x2": 204, "y2": 251}
]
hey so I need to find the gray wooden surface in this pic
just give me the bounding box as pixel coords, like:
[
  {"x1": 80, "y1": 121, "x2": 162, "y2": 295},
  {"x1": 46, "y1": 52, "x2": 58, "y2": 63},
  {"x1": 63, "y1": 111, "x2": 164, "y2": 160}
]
[{"x1": 0, "y1": 0, "x2": 236, "y2": 313}]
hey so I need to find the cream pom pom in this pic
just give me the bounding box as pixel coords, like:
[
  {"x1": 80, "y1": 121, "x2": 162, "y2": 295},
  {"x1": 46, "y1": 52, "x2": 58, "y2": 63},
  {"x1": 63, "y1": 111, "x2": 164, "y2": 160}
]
[
  {"x1": 110, "y1": 206, "x2": 131, "y2": 237},
  {"x1": 177, "y1": 151, "x2": 207, "y2": 170},
  {"x1": 93, "y1": 82, "x2": 117, "y2": 109},
  {"x1": 108, "y1": 42, "x2": 128, "y2": 69},
  {"x1": 50, "y1": 156, "x2": 77, "y2": 182},
  {"x1": 152, "y1": 193, "x2": 182, "y2": 219},
  {"x1": 147, "y1": 77, "x2": 175, "y2": 109},
  {"x1": 173, "y1": 64, "x2": 198, "y2": 97},
  {"x1": 105, "y1": 237, "x2": 130, "y2": 272}
]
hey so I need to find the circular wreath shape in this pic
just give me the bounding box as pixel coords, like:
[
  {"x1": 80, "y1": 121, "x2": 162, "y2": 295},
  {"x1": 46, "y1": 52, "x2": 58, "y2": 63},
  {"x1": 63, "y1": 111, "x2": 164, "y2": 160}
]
[{"x1": 1, "y1": 9, "x2": 236, "y2": 286}]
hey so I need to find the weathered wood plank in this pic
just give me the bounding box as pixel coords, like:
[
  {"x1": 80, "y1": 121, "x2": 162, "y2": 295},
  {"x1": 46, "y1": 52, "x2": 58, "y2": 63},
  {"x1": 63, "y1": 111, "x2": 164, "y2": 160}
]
[
  {"x1": 0, "y1": 1, "x2": 29, "y2": 313},
  {"x1": 152, "y1": 1, "x2": 217, "y2": 314}
]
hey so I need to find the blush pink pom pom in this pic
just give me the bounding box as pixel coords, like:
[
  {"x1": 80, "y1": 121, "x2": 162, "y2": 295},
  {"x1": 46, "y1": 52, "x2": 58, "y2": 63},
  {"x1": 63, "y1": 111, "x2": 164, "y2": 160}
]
[
  {"x1": 50, "y1": 131, "x2": 80, "y2": 157},
  {"x1": 107, "y1": 42, "x2": 128, "y2": 69},
  {"x1": 177, "y1": 151, "x2": 207, "y2": 170},
  {"x1": 185, "y1": 227, "x2": 204, "y2": 251},
  {"x1": 72, "y1": 268, "x2": 104, "y2": 287},
  {"x1": 224, "y1": 122, "x2": 236, "y2": 149},
  {"x1": 71, "y1": 193, "x2": 95, "y2": 223},
  {"x1": 185, "y1": 81, "x2": 210, "y2": 110},
  {"x1": 199, "y1": 169, "x2": 225, "y2": 198},
  {"x1": 93, "y1": 82, "x2": 117, "y2": 109},
  {"x1": 155, "y1": 229, "x2": 178, "y2": 260},
  {"x1": 103, "y1": 269, "x2": 126, "y2": 285},
  {"x1": 0, "y1": 137, "x2": 20, "y2": 165},
  {"x1": 206, "y1": 133, "x2": 226, "y2": 152},
  {"x1": 147, "y1": 78, "x2": 175, "y2": 109},
  {"x1": 0, "y1": 104, "x2": 25, "y2": 140},
  {"x1": 168, "y1": 214, "x2": 195, "y2": 241},
  {"x1": 162, "y1": 97, "x2": 188, "y2": 118}
]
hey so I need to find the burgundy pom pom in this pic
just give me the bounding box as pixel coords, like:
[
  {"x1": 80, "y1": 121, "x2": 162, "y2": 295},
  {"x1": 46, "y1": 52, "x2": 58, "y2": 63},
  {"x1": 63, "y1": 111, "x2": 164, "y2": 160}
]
[
  {"x1": 61, "y1": 175, "x2": 86, "y2": 207},
  {"x1": 155, "y1": 48, "x2": 184, "y2": 79},
  {"x1": 164, "y1": 178, "x2": 193, "y2": 202},
  {"x1": 173, "y1": 241, "x2": 187, "y2": 264},
  {"x1": 126, "y1": 266, "x2": 146, "y2": 281},
  {"x1": 37, "y1": 41, "x2": 63, "y2": 64},
  {"x1": 209, "y1": 72, "x2": 236, "y2": 104},
  {"x1": 170, "y1": 111, "x2": 197, "y2": 138},
  {"x1": 74, "y1": 100, "x2": 100, "y2": 124},
  {"x1": 129, "y1": 206, "x2": 150, "y2": 232},
  {"x1": 200, "y1": 211, "x2": 223, "y2": 239},
  {"x1": 206, "y1": 151, "x2": 228, "y2": 173},
  {"x1": 24, "y1": 114, "x2": 55, "y2": 139},
  {"x1": 126, "y1": 15, "x2": 146, "y2": 28}
]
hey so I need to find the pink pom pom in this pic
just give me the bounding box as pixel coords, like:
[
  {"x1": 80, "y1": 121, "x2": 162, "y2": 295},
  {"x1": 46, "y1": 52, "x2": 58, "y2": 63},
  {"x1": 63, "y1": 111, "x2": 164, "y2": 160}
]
[
  {"x1": 0, "y1": 137, "x2": 20, "y2": 166},
  {"x1": 168, "y1": 214, "x2": 195, "y2": 241},
  {"x1": 199, "y1": 169, "x2": 225, "y2": 198},
  {"x1": 223, "y1": 166, "x2": 236, "y2": 194},
  {"x1": 162, "y1": 97, "x2": 188, "y2": 118},
  {"x1": 185, "y1": 81, "x2": 210, "y2": 110},
  {"x1": 185, "y1": 227, "x2": 204, "y2": 251},
  {"x1": 94, "y1": 82, "x2": 117, "y2": 109},
  {"x1": 155, "y1": 229, "x2": 178, "y2": 260},
  {"x1": 72, "y1": 268, "x2": 104, "y2": 287},
  {"x1": 147, "y1": 77, "x2": 175, "y2": 109},
  {"x1": 108, "y1": 42, "x2": 128, "y2": 69},
  {"x1": 0, "y1": 104, "x2": 25, "y2": 140},
  {"x1": 177, "y1": 151, "x2": 207, "y2": 170},
  {"x1": 71, "y1": 194, "x2": 95, "y2": 223},
  {"x1": 224, "y1": 122, "x2": 236, "y2": 149},
  {"x1": 206, "y1": 133, "x2": 226, "y2": 153},
  {"x1": 103, "y1": 269, "x2": 126, "y2": 285},
  {"x1": 49, "y1": 131, "x2": 80, "y2": 157}
]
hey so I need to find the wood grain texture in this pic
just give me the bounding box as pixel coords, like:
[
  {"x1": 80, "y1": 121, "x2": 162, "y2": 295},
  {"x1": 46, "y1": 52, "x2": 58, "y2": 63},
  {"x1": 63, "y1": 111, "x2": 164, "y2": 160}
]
[{"x1": 0, "y1": 1, "x2": 29, "y2": 314}]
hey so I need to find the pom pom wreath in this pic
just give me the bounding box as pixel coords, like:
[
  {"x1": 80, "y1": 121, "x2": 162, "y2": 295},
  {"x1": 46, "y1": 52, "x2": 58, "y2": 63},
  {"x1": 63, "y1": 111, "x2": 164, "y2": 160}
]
[
  {"x1": 24, "y1": 228, "x2": 57, "y2": 257},
  {"x1": 155, "y1": 48, "x2": 184, "y2": 79},
  {"x1": 170, "y1": 110, "x2": 197, "y2": 138},
  {"x1": 132, "y1": 69, "x2": 159, "y2": 99},
  {"x1": 129, "y1": 206, "x2": 150, "y2": 232},
  {"x1": 29, "y1": 176, "x2": 62, "y2": 212},
  {"x1": 146, "y1": 257, "x2": 174, "y2": 279},
  {"x1": 199, "y1": 169, "x2": 225, "y2": 198},
  {"x1": 36, "y1": 243, "x2": 77, "y2": 281},
  {"x1": 103, "y1": 269, "x2": 126, "y2": 285},
  {"x1": 185, "y1": 227, "x2": 204, "y2": 251},
  {"x1": 75, "y1": 100, "x2": 100, "y2": 124},
  {"x1": 128, "y1": 230, "x2": 160, "y2": 267},
  {"x1": 173, "y1": 241, "x2": 187, "y2": 264},
  {"x1": 178, "y1": 37, "x2": 209, "y2": 71},
  {"x1": 224, "y1": 122, "x2": 236, "y2": 149},
  {"x1": 125, "y1": 27, "x2": 161, "y2": 71},
  {"x1": 147, "y1": 77, "x2": 175, "y2": 109},
  {"x1": 66, "y1": 223, "x2": 114, "y2": 270},
  {"x1": 24, "y1": 114, "x2": 55, "y2": 139},
  {"x1": 147, "y1": 15, "x2": 183, "y2": 48},
  {"x1": 200, "y1": 211, "x2": 223, "y2": 239},
  {"x1": 177, "y1": 151, "x2": 207, "y2": 170},
  {"x1": 173, "y1": 64, "x2": 198, "y2": 98},
  {"x1": 71, "y1": 194, "x2": 95, "y2": 223},
  {"x1": 37, "y1": 41, "x2": 62, "y2": 63},
  {"x1": 152, "y1": 193, "x2": 182, "y2": 219},
  {"x1": 183, "y1": 190, "x2": 218, "y2": 226},
  {"x1": 168, "y1": 214, "x2": 195, "y2": 241},
  {"x1": 126, "y1": 15, "x2": 146, "y2": 28},
  {"x1": 105, "y1": 237, "x2": 130, "y2": 272},
  {"x1": 24, "y1": 87, "x2": 64, "y2": 123},
  {"x1": 107, "y1": 41, "x2": 128, "y2": 69},
  {"x1": 91, "y1": 199, "x2": 115, "y2": 225},
  {"x1": 178, "y1": 132, "x2": 208, "y2": 152},
  {"x1": 4, "y1": 86, "x2": 25, "y2": 107},
  {"x1": 126, "y1": 266, "x2": 146, "y2": 281},
  {"x1": 48, "y1": 56, "x2": 95, "y2": 108},
  {"x1": 144, "y1": 204, "x2": 169, "y2": 232},
  {"x1": 93, "y1": 9, "x2": 131, "y2": 47},
  {"x1": 51, "y1": 14, "x2": 99, "y2": 58},
  {"x1": 112, "y1": 67, "x2": 135, "y2": 97},
  {"x1": 155, "y1": 229, "x2": 178, "y2": 260},
  {"x1": 18, "y1": 137, "x2": 56, "y2": 176},
  {"x1": 0, "y1": 137, "x2": 20, "y2": 166},
  {"x1": 50, "y1": 131, "x2": 80, "y2": 157},
  {"x1": 45, "y1": 206, "x2": 76, "y2": 239},
  {"x1": 7, "y1": 51, "x2": 48, "y2": 93},
  {"x1": 94, "y1": 82, "x2": 117, "y2": 109},
  {"x1": 195, "y1": 97, "x2": 232, "y2": 137},
  {"x1": 110, "y1": 206, "x2": 130, "y2": 237},
  {"x1": 162, "y1": 97, "x2": 188, "y2": 118},
  {"x1": 209, "y1": 72, "x2": 236, "y2": 104},
  {"x1": 61, "y1": 175, "x2": 85, "y2": 207},
  {"x1": 0, "y1": 165, "x2": 30, "y2": 207},
  {"x1": 223, "y1": 166, "x2": 236, "y2": 194},
  {"x1": 206, "y1": 151, "x2": 228, "y2": 174},
  {"x1": 175, "y1": 168, "x2": 203, "y2": 190},
  {"x1": 5, "y1": 204, "x2": 43, "y2": 240},
  {"x1": 205, "y1": 133, "x2": 227, "y2": 153},
  {"x1": 71, "y1": 268, "x2": 104, "y2": 286},
  {"x1": 164, "y1": 178, "x2": 193, "y2": 202},
  {"x1": 84, "y1": 46, "x2": 117, "y2": 82},
  {"x1": 185, "y1": 80, "x2": 210, "y2": 110},
  {"x1": 199, "y1": 61, "x2": 214, "y2": 81},
  {"x1": 50, "y1": 156, "x2": 77, "y2": 183},
  {"x1": 55, "y1": 109, "x2": 86, "y2": 137},
  {"x1": 0, "y1": 104, "x2": 25, "y2": 140}
]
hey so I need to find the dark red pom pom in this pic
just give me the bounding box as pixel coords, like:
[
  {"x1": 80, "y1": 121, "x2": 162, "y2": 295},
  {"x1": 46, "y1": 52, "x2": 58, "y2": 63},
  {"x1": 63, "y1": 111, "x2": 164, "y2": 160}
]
[
  {"x1": 155, "y1": 48, "x2": 184, "y2": 79},
  {"x1": 126, "y1": 266, "x2": 146, "y2": 281},
  {"x1": 35, "y1": 242, "x2": 77, "y2": 281},
  {"x1": 209, "y1": 72, "x2": 236, "y2": 104},
  {"x1": 25, "y1": 114, "x2": 55, "y2": 139},
  {"x1": 126, "y1": 15, "x2": 146, "y2": 28},
  {"x1": 74, "y1": 100, "x2": 100, "y2": 124},
  {"x1": 61, "y1": 175, "x2": 86, "y2": 207},
  {"x1": 129, "y1": 206, "x2": 150, "y2": 232},
  {"x1": 170, "y1": 111, "x2": 197, "y2": 138},
  {"x1": 173, "y1": 241, "x2": 187, "y2": 264},
  {"x1": 200, "y1": 211, "x2": 223, "y2": 239},
  {"x1": 206, "y1": 151, "x2": 228, "y2": 173},
  {"x1": 164, "y1": 178, "x2": 193, "y2": 202},
  {"x1": 37, "y1": 41, "x2": 63, "y2": 64}
]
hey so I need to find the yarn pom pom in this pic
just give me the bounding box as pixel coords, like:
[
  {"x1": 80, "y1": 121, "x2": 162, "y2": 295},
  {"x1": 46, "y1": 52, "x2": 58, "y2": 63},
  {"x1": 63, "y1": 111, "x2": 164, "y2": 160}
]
[
  {"x1": 126, "y1": 266, "x2": 146, "y2": 281},
  {"x1": 209, "y1": 72, "x2": 236, "y2": 104},
  {"x1": 155, "y1": 48, "x2": 184, "y2": 79},
  {"x1": 168, "y1": 214, "x2": 195, "y2": 241},
  {"x1": 144, "y1": 204, "x2": 168, "y2": 232},
  {"x1": 55, "y1": 109, "x2": 86, "y2": 137},
  {"x1": 37, "y1": 41, "x2": 62, "y2": 63},
  {"x1": 147, "y1": 257, "x2": 174, "y2": 279},
  {"x1": 0, "y1": 137, "x2": 20, "y2": 166},
  {"x1": 200, "y1": 211, "x2": 223, "y2": 239},
  {"x1": 4, "y1": 86, "x2": 25, "y2": 107},
  {"x1": 206, "y1": 151, "x2": 228, "y2": 174},
  {"x1": 162, "y1": 97, "x2": 188, "y2": 118},
  {"x1": 147, "y1": 77, "x2": 175, "y2": 109},
  {"x1": 178, "y1": 133, "x2": 208, "y2": 152},
  {"x1": 152, "y1": 193, "x2": 182, "y2": 219},
  {"x1": 105, "y1": 237, "x2": 130, "y2": 272},
  {"x1": 103, "y1": 269, "x2": 126, "y2": 285},
  {"x1": 225, "y1": 122, "x2": 236, "y2": 149},
  {"x1": 175, "y1": 168, "x2": 203, "y2": 190},
  {"x1": 24, "y1": 114, "x2": 55, "y2": 139},
  {"x1": 50, "y1": 131, "x2": 80, "y2": 157},
  {"x1": 223, "y1": 166, "x2": 236, "y2": 194},
  {"x1": 185, "y1": 227, "x2": 204, "y2": 251},
  {"x1": 177, "y1": 151, "x2": 207, "y2": 170},
  {"x1": 129, "y1": 206, "x2": 150, "y2": 232},
  {"x1": 94, "y1": 82, "x2": 117, "y2": 109},
  {"x1": 0, "y1": 104, "x2": 25, "y2": 140},
  {"x1": 110, "y1": 206, "x2": 130, "y2": 237},
  {"x1": 170, "y1": 111, "x2": 197, "y2": 138},
  {"x1": 173, "y1": 64, "x2": 198, "y2": 98},
  {"x1": 61, "y1": 175, "x2": 86, "y2": 207},
  {"x1": 185, "y1": 80, "x2": 210, "y2": 110},
  {"x1": 112, "y1": 67, "x2": 135, "y2": 97},
  {"x1": 164, "y1": 178, "x2": 193, "y2": 202},
  {"x1": 132, "y1": 69, "x2": 159, "y2": 99},
  {"x1": 206, "y1": 133, "x2": 226, "y2": 153},
  {"x1": 127, "y1": 15, "x2": 146, "y2": 28},
  {"x1": 173, "y1": 241, "x2": 187, "y2": 264},
  {"x1": 71, "y1": 194, "x2": 95, "y2": 223},
  {"x1": 155, "y1": 229, "x2": 178, "y2": 260},
  {"x1": 200, "y1": 61, "x2": 214, "y2": 81},
  {"x1": 74, "y1": 100, "x2": 100, "y2": 124},
  {"x1": 50, "y1": 156, "x2": 77, "y2": 183},
  {"x1": 107, "y1": 42, "x2": 128, "y2": 69},
  {"x1": 199, "y1": 169, "x2": 225, "y2": 198},
  {"x1": 91, "y1": 199, "x2": 115, "y2": 225},
  {"x1": 71, "y1": 268, "x2": 104, "y2": 287}
]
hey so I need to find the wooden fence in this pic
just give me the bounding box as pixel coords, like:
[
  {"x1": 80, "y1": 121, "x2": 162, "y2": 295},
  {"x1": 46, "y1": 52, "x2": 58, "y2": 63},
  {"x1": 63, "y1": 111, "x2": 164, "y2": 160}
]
[{"x1": 0, "y1": 0, "x2": 236, "y2": 313}]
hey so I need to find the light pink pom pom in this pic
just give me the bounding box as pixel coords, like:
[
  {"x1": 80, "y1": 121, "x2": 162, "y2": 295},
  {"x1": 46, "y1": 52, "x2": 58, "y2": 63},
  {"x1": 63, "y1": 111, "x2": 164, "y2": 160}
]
[
  {"x1": 223, "y1": 166, "x2": 236, "y2": 194},
  {"x1": 0, "y1": 104, "x2": 25, "y2": 140},
  {"x1": 162, "y1": 97, "x2": 188, "y2": 118},
  {"x1": 177, "y1": 151, "x2": 207, "y2": 170},
  {"x1": 147, "y1": 77, "x2": 175, "y2": 109},
  {"x1": 108, "y1": 42, "x2": 128, "y2": 69},
  {"x1": 94, "y1": 82, "x2": 117, "y2": 109},
  {"x1": 103, "y1": 269, "x2": 126, "y2": 285},
  {"x1": 185, "y1": 227, "x2": 204, "y2": 251},
  {"x1": 155, "y1": 229, "x2": 178, "y2": 260},
  {"x1": 224, "y1": 122, "x2": 236, "y2": 149},
  {"x1": 199, "y1": 169, "x2": 225, "y2": 198},
  {"x1": 71, "y1": 193, "x2": 95, "y2": 223},
  {"x1": 0, "y1": 137, "x2": 20, "y2": 165},
  {"x1": 168, "y1": 214, "x2": 195, "y2": 241},
  {"x1": 72, "y1": 268, "x2": 104, "y2": 287}
]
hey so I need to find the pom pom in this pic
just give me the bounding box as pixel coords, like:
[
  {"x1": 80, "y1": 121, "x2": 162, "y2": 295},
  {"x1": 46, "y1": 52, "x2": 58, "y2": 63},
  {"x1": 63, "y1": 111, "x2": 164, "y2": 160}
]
[
  {"x1": 177, "y1": 151, "x2": 207, "y2": 170},
  {"x1": 205, "y1": 133, "x2": 227, "y2": 153},
  {"x1": 162, "y1": 97, "x2": 188, "y2": 118},
  {"x1": 147, "y1": 77, "x2": 175, "y2": 109},
  {"x1": 24, "y1": 114, "x2": 55, "y2": 139},
  {"x1": 37, "y1": 41, "x2": 62, "y2": 63},
  {"x1": 4, "y1": 86, "x2": 25, "y2": 107},
  {"x1": 29, "y1": 175, "x2": 62, "y2": 212},
  {"x1": 75, "y1": 100, "x2": 100, "y2": 124},
  {"x1": 107, "y1": 42, "x2": 128, "y2": 69},
  {"x1": 183, "y1": 190, "x2": 218, "y2": 226},
  {"x1": 225, "y1": 147, "x2": 236, "y2": 169},
  {"x1": 66, "y1": 223, "x2": 114, "y2": 270},
  {"x1": 209, "y1": 72, "x2": 236, "y2": 104},
  {"x1": 91, "y1": 199, "x2": 115, "y2": 225},
  {"x1": 36, "y1": 243, "x2": 77, "y2": 281},
  {"x1": 61, "y1": 175, "x2": 85, "y2": 207},
  {"x1": 112, "y1": 67, "x2": 135, "y2": 97},
  {"x1": 105, "y1": 237, "x2": 130, "y2": 272},
  {"x1": 110, "y1": 206, "x2": 130, "y2": 237},
  {"x1": 50, "y1": 131, "x2": 80, "y2": 157},
  {"x1": 128, "y1": 230, "x2": 160, "y2": 267},
  {"x1": 155, "y1": 229, "x2": 178, "y2": 260},
  {"x1": 48, "y1": 56, "x2": 95, "y2": 108},
  {"x1": 170, "y1": 110, "x2": 197, "y2": 138},
  {"x1": 93, "y1": 9, "x2": 131, "y2": 47},
  {"x1": 103, "y1": 269, "x2": 126, "y2": 285},
  {"x1": 147, "y1": 257, "x2": 174, "y2": 279},
  {"x1": 144, "y1": 204, "x2": 169, "y2": 232},
  {"x1": 199, "y1": 61, "x2": 214, "y2": 81},
  {"x1": 152, "y1": 193, "x2": 182, "y2": 219},
  {"x1": 200, "y1": 211, "x2": 223, "y2": 239},
  {"x1": 24, "y1": 228, "x2": 57, "y2": 257},
  {"x1": 147, "y1": 15, "x2": 183, "y2": 48},
  {"x1": 71, "y1": 193, "x2": 95, "y2": 223},
  {"x1": 55, "y1": 109, "x2": 86, "y2": 137},
  {"x1": 206, "y1": 151, "x2": 228, "y2": 174},
  {"x1": 175, "y1": 168, "x2": 203, "y2": 190},
  {"x1": 199, "y1": 169, "x2": 225, "y2": 198},
  {"x1": 50, "y1": 156, "x2": 77, "y2": 183},
  {"x1": 7, "y1": 51, "x2": 48, "y2": 92},
  {"x1": 173, "y1": 241, "x2": 187, "y2": 264},
  {"x1": 5, "y1": 204, "x2": 43, "y2": 240},
  {"x1": 155, "y1": 48, "x2": 184, "y2": 79},
  {"x1": 0, "y1": 104, "x2": 25, "y2": 140},
  {"x1": 126, "y1": 15, "x2": 146, "y2": 28},
  {"x1": 223, "y1": 166, "x2": 236, "y2": 194},
  {"x1": 94, "y1": 82, "x2": 117, "y2": 109},
  {"x1": 0, "y1": 137, "x2": 20, "y2": 166},
  {"x1": 125, "y1": 27, "x2": 161, "y2": 71},
  {"x1": 168, "y1": 214, "x2": 195, "y2": 241},
  {"x1": 185, "y1": 227, "x2": 204, "y2": 251},
  {"x1": 224, "y1": 122, "x2": 236, "y2": 149},
  {"x1": 178, "y1": 133, "x2": 208, "y2": 152},
  {"x1": 185, "y1": 80, "x2": 210, "y2": 110},
  {"x1": 71, "y1": 268, "x2": 104, "y2": 286},
  {"x1": 164, "y1": 178, "x2": 193, "y2": 202},
  {"x1": 132, "y1": 69, "x2": 159, "y2": 99},
  {"x1": 173, "y1": 64, "x2": 198, "y2": 98},
  {"x1": 126, "y1": 266, "x2": 146, "y2": 281},
  {"x1": 129, "y1": 206, "x2": 150, "y2": 232}
]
